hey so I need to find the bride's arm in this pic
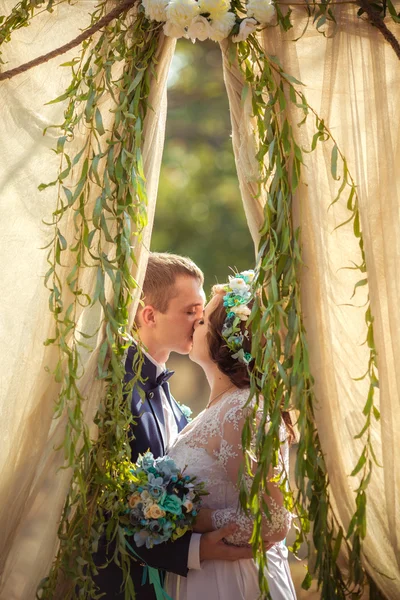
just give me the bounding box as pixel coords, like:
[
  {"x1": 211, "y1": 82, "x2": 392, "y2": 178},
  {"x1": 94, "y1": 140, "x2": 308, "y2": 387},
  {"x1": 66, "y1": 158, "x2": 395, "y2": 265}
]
[{"x1": 207, "y1": 399, "x2": 292, "y2": 546}]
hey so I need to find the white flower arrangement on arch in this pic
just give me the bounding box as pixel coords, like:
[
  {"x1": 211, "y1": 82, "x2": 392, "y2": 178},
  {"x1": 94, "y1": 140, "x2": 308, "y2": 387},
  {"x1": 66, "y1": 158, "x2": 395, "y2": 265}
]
[{"x1": 141, "y1": 0, "x2": 275, "y2": 43}]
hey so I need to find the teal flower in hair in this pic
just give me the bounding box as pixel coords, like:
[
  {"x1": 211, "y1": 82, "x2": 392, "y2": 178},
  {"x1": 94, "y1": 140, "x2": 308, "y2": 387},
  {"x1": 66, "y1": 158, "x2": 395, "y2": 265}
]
[{"x1": 220, "y1": 270, "x2": 255, "y2": 366}]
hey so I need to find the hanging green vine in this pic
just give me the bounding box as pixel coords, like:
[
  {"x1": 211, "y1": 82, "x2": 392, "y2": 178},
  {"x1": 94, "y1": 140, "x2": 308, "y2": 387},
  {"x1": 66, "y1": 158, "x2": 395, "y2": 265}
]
[
  {"x1": 234, "y1": 33, "x2": 381, "y2": 599},
  {"x1": 35, "y1": 3, "x2": 164, "y2": 597}
]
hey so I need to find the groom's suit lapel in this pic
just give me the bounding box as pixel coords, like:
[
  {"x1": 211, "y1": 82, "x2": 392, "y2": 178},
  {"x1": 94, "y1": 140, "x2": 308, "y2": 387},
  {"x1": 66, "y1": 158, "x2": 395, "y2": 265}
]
[
  {"x1": 139, "y1": 356, "x2": 168, "y2": 454},
  {"x1": 125, "y1": 345, "x2": 167, "y2": 456},
  {"x1": 125, "y1": 344, "x2": 189, "y2": 457}
]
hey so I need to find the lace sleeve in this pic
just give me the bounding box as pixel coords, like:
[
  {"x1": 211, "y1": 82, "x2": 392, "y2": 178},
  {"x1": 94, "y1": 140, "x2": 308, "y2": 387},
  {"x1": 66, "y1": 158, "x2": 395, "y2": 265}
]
[{"x1": 211, "y1": 396, "x2": 291, "y2": 546}]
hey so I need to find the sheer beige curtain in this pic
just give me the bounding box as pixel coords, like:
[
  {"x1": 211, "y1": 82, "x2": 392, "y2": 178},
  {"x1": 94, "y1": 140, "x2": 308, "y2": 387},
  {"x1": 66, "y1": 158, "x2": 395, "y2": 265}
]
[
  {"x1": 0, "y1": 2, "x2": 175, "y2": 597},
  {"x1": 222, "y1": 8, "x2": 400, "y2": 598}
]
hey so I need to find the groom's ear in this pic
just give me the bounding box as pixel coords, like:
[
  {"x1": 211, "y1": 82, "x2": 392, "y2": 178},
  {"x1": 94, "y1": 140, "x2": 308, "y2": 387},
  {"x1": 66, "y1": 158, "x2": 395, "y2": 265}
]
[{"x1": 140, "y1": 305, "x2": 157, "y2": 327}]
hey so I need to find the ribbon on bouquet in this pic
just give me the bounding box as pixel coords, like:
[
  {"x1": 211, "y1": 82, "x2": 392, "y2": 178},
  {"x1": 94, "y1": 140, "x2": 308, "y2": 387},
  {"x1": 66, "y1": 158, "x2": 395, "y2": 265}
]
[
  {"x1": 125, "y1": 538, "x2": 173, "y2": 600},
  {"x1": 142, "y1": 565, "x2": 174, "y2": 600}
]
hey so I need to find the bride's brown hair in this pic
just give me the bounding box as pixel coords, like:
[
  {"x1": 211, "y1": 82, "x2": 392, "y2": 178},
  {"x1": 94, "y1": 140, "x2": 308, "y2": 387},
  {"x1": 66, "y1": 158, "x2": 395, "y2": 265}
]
[{"x1": 207, "y1": 288, "x2": 295, "y2": 442}]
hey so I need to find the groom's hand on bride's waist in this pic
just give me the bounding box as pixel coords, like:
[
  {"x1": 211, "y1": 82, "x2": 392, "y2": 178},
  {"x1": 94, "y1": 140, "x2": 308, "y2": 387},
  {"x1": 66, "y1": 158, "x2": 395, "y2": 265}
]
[{"x1": 199, "y1": 524, "x2": 254, "y2": 561}]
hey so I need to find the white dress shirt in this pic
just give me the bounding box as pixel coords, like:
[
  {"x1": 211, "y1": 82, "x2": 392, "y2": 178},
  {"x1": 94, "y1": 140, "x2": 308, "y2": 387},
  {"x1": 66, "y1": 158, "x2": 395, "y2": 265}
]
[{"x1": 143, "y1": 349, "x2": 201, "y2": 570}]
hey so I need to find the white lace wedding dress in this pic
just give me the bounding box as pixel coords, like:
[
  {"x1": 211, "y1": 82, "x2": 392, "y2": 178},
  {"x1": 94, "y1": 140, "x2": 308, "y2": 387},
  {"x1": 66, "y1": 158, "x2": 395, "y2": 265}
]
[{"x1": 165, "y1": 388, "x2": 297, "y2": 600}]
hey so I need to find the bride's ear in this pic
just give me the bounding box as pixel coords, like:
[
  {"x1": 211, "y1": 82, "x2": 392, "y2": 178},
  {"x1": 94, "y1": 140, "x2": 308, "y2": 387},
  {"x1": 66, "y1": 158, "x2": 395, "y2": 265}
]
[{"x1": 140, "y1": 305, "x2": 157, "y2": 327}]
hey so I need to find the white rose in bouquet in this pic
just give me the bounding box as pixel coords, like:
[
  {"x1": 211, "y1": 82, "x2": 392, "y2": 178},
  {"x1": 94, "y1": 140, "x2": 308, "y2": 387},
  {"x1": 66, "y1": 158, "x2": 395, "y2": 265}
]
[
  {"x1": 142, "y1": 0, "x2": 169, "y2": 21},
  {"x1": 209, "y1": 11, "x2": 236, "y2": 41},
  {"x1": 246, "y1": 0, "x2": 275, "y2": 24},
  {"x1": 166, "y1": 0, "x2": 200, "y2": 27},
  {"x1": 187, "y1": 15, "x2": 212, "y2": 41},
  {"x1": 232, "y1": 17, "x2": 258, "y2": 42}
]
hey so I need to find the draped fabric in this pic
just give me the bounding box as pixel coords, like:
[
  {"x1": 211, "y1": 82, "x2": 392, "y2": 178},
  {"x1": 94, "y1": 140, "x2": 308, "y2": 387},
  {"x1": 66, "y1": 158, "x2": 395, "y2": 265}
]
[
  {"x1": 0, "y1": 2, "x2": 175, "y2": 597},
  {"x1": 222, "y1": 9, "x2": 400, "y2": 598}
]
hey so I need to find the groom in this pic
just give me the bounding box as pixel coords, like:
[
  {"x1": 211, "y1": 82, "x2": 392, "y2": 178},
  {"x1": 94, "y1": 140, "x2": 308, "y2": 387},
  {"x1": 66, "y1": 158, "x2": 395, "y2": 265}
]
[{"x1": 94, "y1": 252, "x2": 252, "y2": 599}]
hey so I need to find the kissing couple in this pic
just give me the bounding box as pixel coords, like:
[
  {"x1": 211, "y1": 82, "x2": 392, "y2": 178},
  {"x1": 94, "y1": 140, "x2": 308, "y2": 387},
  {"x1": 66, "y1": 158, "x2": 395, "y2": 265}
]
[{"x1": 93, "y1": 252, "x2": 297, "y2": 600}]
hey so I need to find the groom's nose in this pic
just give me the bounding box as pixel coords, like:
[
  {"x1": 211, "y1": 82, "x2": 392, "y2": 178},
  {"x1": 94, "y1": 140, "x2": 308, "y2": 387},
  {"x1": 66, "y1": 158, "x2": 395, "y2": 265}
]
[{"x1": 193, "y1": 318, "x2": 201, "y2": 330}]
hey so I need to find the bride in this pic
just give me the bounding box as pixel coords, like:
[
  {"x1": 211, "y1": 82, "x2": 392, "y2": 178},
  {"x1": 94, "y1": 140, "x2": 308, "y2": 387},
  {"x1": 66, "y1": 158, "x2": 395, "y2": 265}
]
[{"x1": 165, "y1": 271, "x2": 297, "y2": 600}]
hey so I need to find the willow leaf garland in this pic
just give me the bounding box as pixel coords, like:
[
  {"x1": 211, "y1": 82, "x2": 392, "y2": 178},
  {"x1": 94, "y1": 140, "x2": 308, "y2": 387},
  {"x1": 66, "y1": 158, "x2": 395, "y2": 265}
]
[
  {"x1": 37, "y1": 7, "x2": 163, "y2": 598},
  {"x1": 234, "y1": 35, "x2": 379, "y2": 598}
]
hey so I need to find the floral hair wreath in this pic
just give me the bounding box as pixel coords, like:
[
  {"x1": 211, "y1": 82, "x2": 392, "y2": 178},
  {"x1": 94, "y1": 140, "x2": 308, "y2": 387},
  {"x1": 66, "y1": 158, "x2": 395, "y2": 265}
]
[
  {"x1": 219, "y1": 269, "x2": 255, "y2": 366},
  {"x1": 141, "y1": 0, "x2": 276, "y2": 44}
]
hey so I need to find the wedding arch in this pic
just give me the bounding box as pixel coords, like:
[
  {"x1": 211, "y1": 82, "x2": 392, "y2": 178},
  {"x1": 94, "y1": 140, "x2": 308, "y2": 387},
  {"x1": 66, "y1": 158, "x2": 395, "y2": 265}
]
[{"x1": 0, "y1": 0, "x2": 399, "y2": 598}]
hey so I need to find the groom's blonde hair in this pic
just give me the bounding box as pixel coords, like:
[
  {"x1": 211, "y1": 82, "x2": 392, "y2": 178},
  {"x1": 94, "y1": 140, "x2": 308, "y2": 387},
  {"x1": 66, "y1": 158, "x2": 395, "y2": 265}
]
[{"x1": 142, "y1": 252, "x2": 204, "y2": 313}]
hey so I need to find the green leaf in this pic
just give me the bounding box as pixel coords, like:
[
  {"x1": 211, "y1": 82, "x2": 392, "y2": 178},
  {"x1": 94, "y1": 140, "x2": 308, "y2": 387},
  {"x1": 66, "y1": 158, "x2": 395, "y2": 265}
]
[
  {"x1": 353, "y1": 210, "x2": 361, "y2": 237},
  {"x1": 301, "y1": 570, "x2": 312, "y2": 590},
  {"x1": 45, "y1": 88, "x2": 74, "y2": 105},
  {"x1": 362, "y1": 386, "x2": 374, "y2": 416},
  {"x1": 332, "y1": 526, "x2": 343, "y2": 563},
  {"x1": 282, "y1": 72, "x2": 304, "y2": 86},
  {"x1": 127, "y1": 69, "x2": 145, "y2": 96},
  {"x1": 331, "y1": 144, "x2": 339, "y2": 180},
  {"x1": 372, "y1": 405, "x2": 380, "y2": 421},
  {"x1": 38, "y1": 180, "x2": 57, "y2": 191},
  {"x1": 241, "y1": 83, "x2": 250, "y2": 106},
  {"x1": 351, "y1": 278, "x2": 368, "y2": 299},
  {"x1": 63, "y1": 186, "x2": 73, "y2": 206},
  {"x1": 97, "y1": 340, "x2": 109, "y2": 378},
  {"x1": 57, "y1": 230, "x2": 67, "y2": 251},
  {"x1": 350, "y1": 451, "x2": 366, "y2": 477},
  {"x1": 386, "y1": 0, "x2": 400, "y2": 22},
  {"x1": 95, "y1": 107, "x2": 105, "y2": 136}
]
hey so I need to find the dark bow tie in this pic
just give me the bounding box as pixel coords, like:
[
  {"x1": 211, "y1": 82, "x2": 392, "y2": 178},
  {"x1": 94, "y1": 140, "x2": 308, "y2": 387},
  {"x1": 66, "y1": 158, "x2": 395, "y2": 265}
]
[{"x1": 156, "y1": 369, "x2": 174, "y2": 386}]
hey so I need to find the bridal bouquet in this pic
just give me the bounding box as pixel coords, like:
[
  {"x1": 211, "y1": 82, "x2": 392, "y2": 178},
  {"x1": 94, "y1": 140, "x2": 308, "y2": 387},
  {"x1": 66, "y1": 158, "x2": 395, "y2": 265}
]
[{"x1": 120, "y1": 451, "x2": 207, "y2": 549}]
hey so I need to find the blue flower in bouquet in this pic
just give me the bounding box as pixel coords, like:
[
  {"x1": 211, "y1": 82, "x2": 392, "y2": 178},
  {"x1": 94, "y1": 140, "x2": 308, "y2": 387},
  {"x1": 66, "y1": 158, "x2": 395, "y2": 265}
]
[
  {"x1": 155, "y1": 456, "x2": 179, "y2": 480},
  {"x1": 162, "y1": 520, "x2": 174, "y2": 536},
  {"x1": 134, "y1": 530, "x2": 150, "y2": 548},
  {"x1": 149, "y1": 520, "x2": 162, "y2": 534},
  {"x1": 140, "y1": 452, "x2": 156, "y2": 471},
  {"x1": 159, "y1": 494, "x2": 182, "y2": 515},
  {"x1": 129, "y1": 506, "x2": 144, "y2": 525},
  {"x1": 149, "y1": 485, "x2": 165, "y2": 500},
  {"x1": 148, "y1": 472, "x2": 164, "y2": 487}
]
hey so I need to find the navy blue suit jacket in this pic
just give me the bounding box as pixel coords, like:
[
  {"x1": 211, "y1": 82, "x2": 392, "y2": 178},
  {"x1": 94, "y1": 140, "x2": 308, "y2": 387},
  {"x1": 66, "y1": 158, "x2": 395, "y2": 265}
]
[{"x1": 92, "y1": 345, "x2": 192, "y2": 599}]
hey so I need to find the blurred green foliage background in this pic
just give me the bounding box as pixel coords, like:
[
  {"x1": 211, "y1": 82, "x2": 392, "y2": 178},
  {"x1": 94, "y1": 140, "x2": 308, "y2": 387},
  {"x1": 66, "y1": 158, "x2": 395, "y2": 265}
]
[{"x1": 151, "y1": 39, "x2": 255, "y2": 295}]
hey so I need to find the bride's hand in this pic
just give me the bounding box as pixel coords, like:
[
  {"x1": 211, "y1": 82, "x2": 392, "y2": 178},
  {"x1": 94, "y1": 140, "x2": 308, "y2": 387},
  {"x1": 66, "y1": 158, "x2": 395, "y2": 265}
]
[{"x1": 193, "y1": 508, "x2": 215, "y2": 533}]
